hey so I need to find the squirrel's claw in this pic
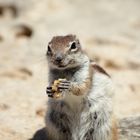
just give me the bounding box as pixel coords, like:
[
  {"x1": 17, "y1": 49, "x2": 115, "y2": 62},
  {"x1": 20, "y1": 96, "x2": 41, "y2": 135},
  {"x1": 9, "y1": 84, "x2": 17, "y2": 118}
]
[
  {"x1": 58, "y1": 80, "x2": 71, "y2": 90},
  {"x1": 46, "y1": 87, "x2": 54, "y2": 98}
]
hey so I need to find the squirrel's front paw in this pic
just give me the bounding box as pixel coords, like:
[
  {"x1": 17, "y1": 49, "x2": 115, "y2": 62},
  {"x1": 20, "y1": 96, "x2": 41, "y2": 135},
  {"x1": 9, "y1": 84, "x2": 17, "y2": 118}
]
[
  {"x1": 46, "y1": 87, "x2": 54, "y2": 98},
  {"x1": 58, "y1": 79, "x2": 71, "y2": 91},
  {"x1": 46, "y1": 79, "x2": 71, "y2": 99}
]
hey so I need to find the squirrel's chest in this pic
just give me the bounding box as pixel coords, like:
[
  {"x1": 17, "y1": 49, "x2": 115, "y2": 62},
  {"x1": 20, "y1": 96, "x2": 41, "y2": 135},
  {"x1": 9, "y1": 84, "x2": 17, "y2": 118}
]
[{"x1": 64, "y1": 91, "x2": 84, "y2": 111}]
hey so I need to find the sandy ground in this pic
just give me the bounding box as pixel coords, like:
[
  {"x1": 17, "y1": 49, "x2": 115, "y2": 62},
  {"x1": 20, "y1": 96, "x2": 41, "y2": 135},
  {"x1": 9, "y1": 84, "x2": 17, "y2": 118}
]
[{"x1": 0, "y1": 0, "x2": 140, "y2": 139}]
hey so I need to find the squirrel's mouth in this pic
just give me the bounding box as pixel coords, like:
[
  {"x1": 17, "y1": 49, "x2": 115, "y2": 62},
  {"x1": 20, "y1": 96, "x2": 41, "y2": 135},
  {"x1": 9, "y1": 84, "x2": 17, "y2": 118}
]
[
  {"x1": 57, "y1": 64, "x2": 67, "y2": 68},
  {"x1": 53, "y1": 59, "x2": 76, "y2": 69},
  {"x1": 53, "y1": 61, "x2": 68, "y2": 68}
]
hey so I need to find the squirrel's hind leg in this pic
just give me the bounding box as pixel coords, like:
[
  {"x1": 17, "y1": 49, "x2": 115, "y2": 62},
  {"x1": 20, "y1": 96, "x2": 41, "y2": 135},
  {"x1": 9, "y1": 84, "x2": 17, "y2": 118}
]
[{"x1": 30, "y1": 127, "x2": 48, "y2": 140}]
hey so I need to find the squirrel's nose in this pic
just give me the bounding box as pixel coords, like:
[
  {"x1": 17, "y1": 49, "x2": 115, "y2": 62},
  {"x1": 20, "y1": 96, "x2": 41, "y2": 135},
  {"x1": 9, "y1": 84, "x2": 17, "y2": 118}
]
[{"x1": 55, "y1": 55, "x2": 63, "y2": 63}]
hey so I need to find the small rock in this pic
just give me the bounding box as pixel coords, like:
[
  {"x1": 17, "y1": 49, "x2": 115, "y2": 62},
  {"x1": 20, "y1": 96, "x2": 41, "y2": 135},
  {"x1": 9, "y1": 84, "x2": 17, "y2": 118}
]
[
  {"x1": 15, "y1": 24, "x2": 33, "y2": 38},
  {"x1": 0, "y1": 103, "x2": 9, "y2": 111},
  {"x1": 36, "y1": 108, "x2": 45, "y2": 117}
]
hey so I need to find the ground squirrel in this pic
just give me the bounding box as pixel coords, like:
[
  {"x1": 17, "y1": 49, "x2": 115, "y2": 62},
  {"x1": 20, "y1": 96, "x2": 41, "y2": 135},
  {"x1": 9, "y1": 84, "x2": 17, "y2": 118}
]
[{"x1": 45, "y1": 34, "x2": 117, "y2": 140}]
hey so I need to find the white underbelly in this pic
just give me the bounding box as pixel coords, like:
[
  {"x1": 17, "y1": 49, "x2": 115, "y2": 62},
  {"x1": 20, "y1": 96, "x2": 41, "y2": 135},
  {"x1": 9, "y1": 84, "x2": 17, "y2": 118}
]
[{"x1": 64, "y1": 92, "x2": 84, "y2": 111}]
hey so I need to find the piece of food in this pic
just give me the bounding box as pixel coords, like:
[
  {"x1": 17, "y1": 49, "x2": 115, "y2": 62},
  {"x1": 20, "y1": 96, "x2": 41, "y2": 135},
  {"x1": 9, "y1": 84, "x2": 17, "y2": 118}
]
[
  {"x1": 52, "y1": 79, "x2": 66, "y2": 98},
  {"x1": 52, "y1": 80, "x2": 59, "y2": 91}
]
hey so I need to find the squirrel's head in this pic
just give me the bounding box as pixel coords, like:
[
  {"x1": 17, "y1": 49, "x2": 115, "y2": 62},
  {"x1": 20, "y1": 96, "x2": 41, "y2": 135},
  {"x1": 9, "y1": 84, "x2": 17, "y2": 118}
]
[{"x1": 46, "y1": 34, "x2": 87, "y2": 69}]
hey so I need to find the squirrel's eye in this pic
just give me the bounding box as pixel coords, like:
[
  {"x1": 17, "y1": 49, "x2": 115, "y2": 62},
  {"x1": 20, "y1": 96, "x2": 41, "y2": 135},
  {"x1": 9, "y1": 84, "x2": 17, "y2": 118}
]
[
  {"x1": 47, "y1": 45, "x2": 52, "y2": 55},
  {"x1": 70, "y1": 42, "x2": 77, "y2": 50},
  {"x1": 48, "y1": 46, "x2": 51, "y2": 52}
]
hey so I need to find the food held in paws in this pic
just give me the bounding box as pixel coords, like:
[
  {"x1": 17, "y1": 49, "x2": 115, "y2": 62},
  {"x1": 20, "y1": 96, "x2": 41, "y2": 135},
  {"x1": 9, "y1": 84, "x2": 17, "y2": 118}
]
[{"x1": 52, "y1": 79, "x2": 66, "y2": 98}]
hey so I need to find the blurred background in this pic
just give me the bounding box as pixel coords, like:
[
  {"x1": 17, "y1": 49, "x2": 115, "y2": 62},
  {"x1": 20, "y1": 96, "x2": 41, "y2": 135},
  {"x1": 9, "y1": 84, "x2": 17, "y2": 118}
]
[{"x1": 0, "y1": 0, "x2": 140, "y2": 139}]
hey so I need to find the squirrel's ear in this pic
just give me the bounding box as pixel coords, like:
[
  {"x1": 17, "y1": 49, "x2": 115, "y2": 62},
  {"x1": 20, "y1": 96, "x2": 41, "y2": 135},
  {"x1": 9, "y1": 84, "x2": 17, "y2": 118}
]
[
  {"x1": 74, "y1": 35, "x2": 80, "y2": 44},
  {"x1": 75, "y1": 39, "x2": 81, "y2": 49},
  {"x1": 76, "y1": 39, "x2": 80, "y2": 45}
]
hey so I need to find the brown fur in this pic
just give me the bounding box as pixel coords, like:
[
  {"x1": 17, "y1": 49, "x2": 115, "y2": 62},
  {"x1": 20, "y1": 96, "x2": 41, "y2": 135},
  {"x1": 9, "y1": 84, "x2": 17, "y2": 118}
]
[
  {"x1": 49, "y1": 34, "x2": 76, "y2": 51},
  {"x1": 111, "y1": 116, "x2": 118, "y2": 140},
  {"x1": 71, "y1": 77, "x2": 91, "y2": 96},
  {"x1": 91, "y1": 62, "x2": 110, "y2": 77}
]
